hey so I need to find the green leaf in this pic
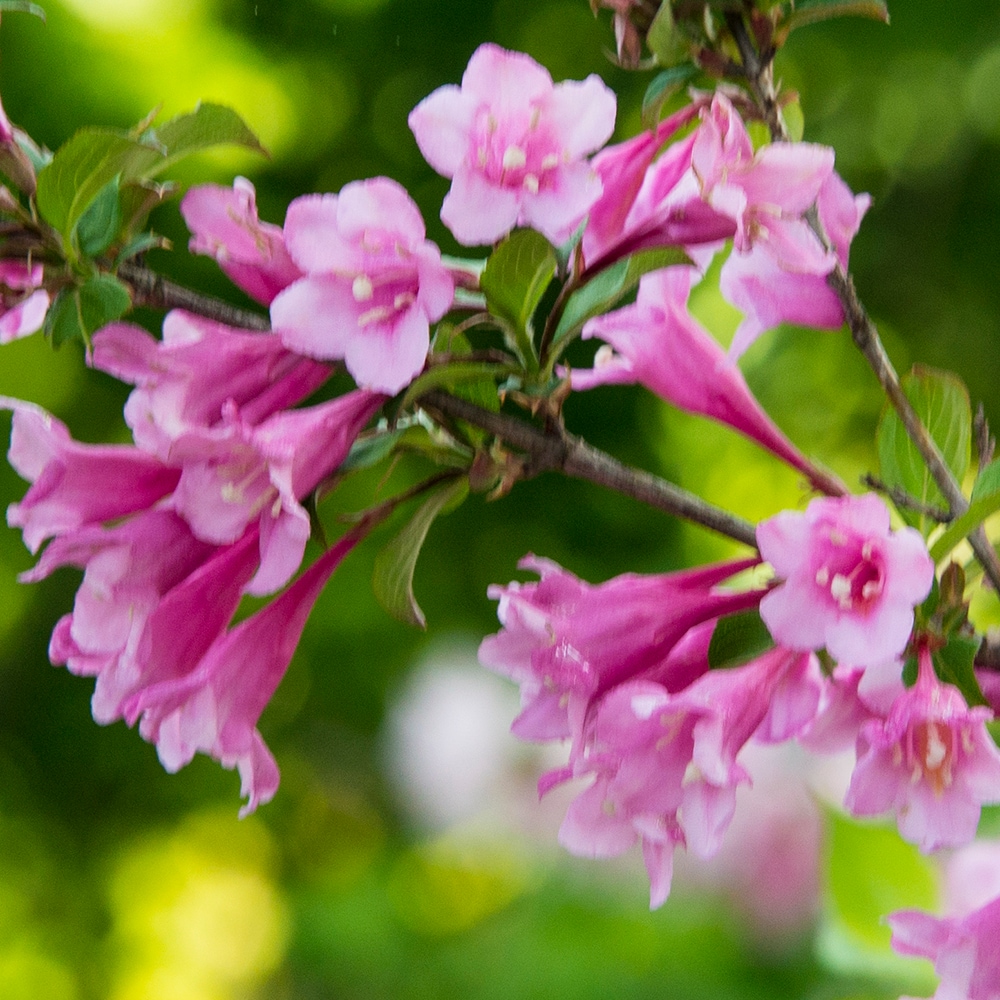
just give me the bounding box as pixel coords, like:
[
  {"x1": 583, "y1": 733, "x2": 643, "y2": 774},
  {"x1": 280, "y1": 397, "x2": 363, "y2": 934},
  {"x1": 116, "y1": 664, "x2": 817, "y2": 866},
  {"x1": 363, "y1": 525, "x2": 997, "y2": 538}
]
[
  {"x1": 141, "y1": 103, "x2": 266, "y2": 177},
  {"x1": 707, "y1": 608, "x2": 775, "y2": 670},
  {"x1": 35, "y1": 129, "x2": 161, "y2": 242},
  {"x1": 0, "y1": 1, "x2": 46, "y2": 20},
  {"x1": 929, "y1": 482, "x2": 1000, "y2": 563},
  {"x1": 876, "y1": 366, "x2": 971, "y2": 534},
  {"x1": 934, "y1": 633, "x2": 987, "y2": 707},
  {"x1": 641, "y1": 65, "x2": 699, "y2": 129},
  {"x1": 43, "y1": 274, "x2": 131, "y2": 349},
  {"x1": 372, "y1": 477, "x2": 469, "y2": 628},
  {"x1": 76, "y1": 176, "x2": 121, "y2": 256},
  {"x1": 645, "y1": 3, "x2": 688, "y2": 67},
  {"x1": 340, "y1": 430, "x2": 403, "y2": 473},
  {"x1": 824, "y1": 809, "x2": 937, "y2": 960},
  {"x1": 400, "y1": 361, "x2": 510, "y2": 414},
  {"x1": 552, "y1": 246, "x2": 691, "y2": 348},
  {"x1": 480, "y1": 229, "x2": 556, "y2": 363},
  {"x1": 782, "y1": 0, "x2": 889, "y2": 34}
]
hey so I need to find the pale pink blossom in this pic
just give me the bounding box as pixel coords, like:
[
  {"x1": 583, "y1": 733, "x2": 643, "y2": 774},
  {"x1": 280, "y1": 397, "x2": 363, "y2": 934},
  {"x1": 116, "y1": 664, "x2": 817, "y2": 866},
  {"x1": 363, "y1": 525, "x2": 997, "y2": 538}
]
[
  {"x1": 479, "y1": 553, "x2": 762, "y2": 749},
  {"x1": 170, "y1": 389, "x2": 384, "y2": 594},
  {"x1": 408, "y1": 43, "x2": 616, "y2": 246},
  {"x1": 889, "y1": 894, "x2": 1000, "y2": 1000},
  {"x1": 576, "y1": 266, "x2": 842, "y2": 491},
  {"x1": 181, "y1": 177, "x2": 302, "y2": 305},
  {"x1": 91, "y1": 310, "x2": 331, "y2": 458},
  {"x1": 2, "y1": 397, "x2": 179, "y2": 553},
  {"x1": 846, "y1": 647, "x2": 1000, "y2": 852},
  {"x1": 757, "y1": 493, "x2": 934, "y2": 665},
  {"x1": 126, "y1": 529, "x2": 362, "y2": 816},
  {"x1": 271, "y1": 177, "x2": 454, "y2": 394},
  {"x1": 0, "y1": 260, "x2": 49, "y2": 343}
]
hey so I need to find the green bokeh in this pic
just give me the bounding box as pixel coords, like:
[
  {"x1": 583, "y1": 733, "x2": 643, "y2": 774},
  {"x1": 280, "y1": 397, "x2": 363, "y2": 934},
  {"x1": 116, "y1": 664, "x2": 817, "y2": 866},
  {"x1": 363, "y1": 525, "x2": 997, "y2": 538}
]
[{"x1": 0, "y1": 1, "x2": 996, "y2": 997}]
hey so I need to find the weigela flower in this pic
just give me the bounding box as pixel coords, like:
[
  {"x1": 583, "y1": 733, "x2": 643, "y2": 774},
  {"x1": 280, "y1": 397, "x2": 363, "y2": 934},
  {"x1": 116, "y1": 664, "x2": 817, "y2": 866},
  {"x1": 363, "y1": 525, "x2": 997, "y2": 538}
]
[
  {"x1": 181, "y1": 177, "x2": 302, "y2": 305},
  {"x1": 889, "y1": 892, "x2": 1000, "y2": 1000},
  {"x1": 479, "y1": 553, "x2": 762, "y2": 750},
  {"x1": 271, "y1": 177, "x2": 454, "y2": 394},
  {"x1": 92, "y1": 310, "x2": 331, "y2": 459},
  {"x1": 757, "y1": 493, "x2": 934, "y2": 665},
  {"x1": 576, "y1": 266, "x2": 836, "y2": 487},
  {"x1": 845, "y1": 647, "x2": 1000, "y2": 852},
  {"x1": 408, "y1": 43, "x2": 616, "y2": 246},
  {"x1": 0, "y1": 261, "x2": 49, "y2": 343}
]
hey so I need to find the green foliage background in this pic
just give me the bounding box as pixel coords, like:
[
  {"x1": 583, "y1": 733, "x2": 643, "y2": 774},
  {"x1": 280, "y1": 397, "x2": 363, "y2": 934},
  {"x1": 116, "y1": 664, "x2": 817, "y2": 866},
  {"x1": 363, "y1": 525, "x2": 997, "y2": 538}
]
[{"x1": 0, "y1": 0, "x2": 997, "y2": 996}]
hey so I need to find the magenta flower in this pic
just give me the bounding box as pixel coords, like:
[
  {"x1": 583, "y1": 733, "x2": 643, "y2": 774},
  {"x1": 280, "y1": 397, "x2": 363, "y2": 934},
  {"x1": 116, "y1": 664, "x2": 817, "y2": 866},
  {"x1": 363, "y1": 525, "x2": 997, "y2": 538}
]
[
  {"x1": 479, "y1": 553, "x2": 762, "y2": 749},
  {"x1": 126, "y1": 529, "x2": 362, "y2": 816},
  {"x1": 757, "y1": 493, "x2": 934, "y2": 665},
  {"x1": 408, "y1": 43, "x2": 616, "y2": 246},
  {"x1": 181, "y1": 177, "x2": 302, "y2": 305},
  {"x1": 845, "y1": 647, "x2": 1000, "y2": 852},
  {"x1": 577, "y1": 266, "x2": 843, "y2": 492},
  {"x1": 889, "y1": 893, "x2": 1000, "y2": 1000},
  {"x1": 170, "y1": 389, "x2": 384, "y2": 594},
  {"x1": 91, "y1": 310, "x2": 331, "y2": 458},
  {"x1": 0, "y1": 260, "x2": 50, "y2": 344},
  {"x1": 2, "y1": 398, "x2": 180, "y2": 553},
  {"x1": 270, "y1": 177, "x2": 454, "y2": 394}
]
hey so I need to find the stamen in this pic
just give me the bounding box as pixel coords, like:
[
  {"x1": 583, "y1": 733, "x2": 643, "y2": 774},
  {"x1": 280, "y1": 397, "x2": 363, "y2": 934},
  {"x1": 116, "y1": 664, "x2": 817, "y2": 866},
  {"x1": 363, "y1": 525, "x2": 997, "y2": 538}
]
[
  {"x1": 830, "y1": 573, "x2": 853, "y2": 608},
  {"x1": 502, "y1": 145, "x2": 527, "y2": 170},
  {"x1": 523, "y1": 174, "x2": 539, "y2": 194},
  {"x1": 352, "y1": 274, "x2": 374, "y2": 301}
]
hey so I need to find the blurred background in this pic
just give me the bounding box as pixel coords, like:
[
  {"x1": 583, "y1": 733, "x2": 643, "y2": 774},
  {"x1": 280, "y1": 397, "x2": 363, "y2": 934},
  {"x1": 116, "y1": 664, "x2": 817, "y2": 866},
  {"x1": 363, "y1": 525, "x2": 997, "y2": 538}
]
[{"x1": 0, "y1": 0, "x2": 998, "y2": 997}]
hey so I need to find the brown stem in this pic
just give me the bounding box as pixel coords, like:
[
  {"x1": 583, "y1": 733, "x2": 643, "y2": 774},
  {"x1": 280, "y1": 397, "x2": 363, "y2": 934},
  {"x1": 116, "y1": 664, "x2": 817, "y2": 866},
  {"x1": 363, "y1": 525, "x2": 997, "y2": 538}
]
[
  {"x1": 422, "y1": 389, "x2": 758, "y2": 548},
  {"x1": 117, "y1": 261, "x2": 270, "y2": 331}
]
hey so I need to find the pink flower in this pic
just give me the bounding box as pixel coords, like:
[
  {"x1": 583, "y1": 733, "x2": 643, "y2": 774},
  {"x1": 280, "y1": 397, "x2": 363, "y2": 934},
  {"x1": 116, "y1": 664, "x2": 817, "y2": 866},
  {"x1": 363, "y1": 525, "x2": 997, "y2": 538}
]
[
  {"x1": 408, "y1": 43, "x2": 616, "y2": 246},
  {"x1": 91, "y1": 310, "x2": 331, "y2": 458},
  {"x1": 2, "y1": 398, "x2": 180, "y2": 553},
  {"x1": 845, "y1": 647, "x2": 1000, "y2": 852},
  {"x1": 576, "y1": 266, "x2": 843, "y2": 492},
  {"x1": 170, "y1": 389, "x2": 384, "y2": 594},
  {"x1": 0, "y1": 260, "x2": 50, "y2": 343},
  {"x1": 271, "y1": 177, "x2": 454, "y2": 394},
  {"x1": 757, "y1": 493, "x2": 934, "y2": 665},
  {"x1": 479, "y1": 554, "x2": 762, "y2": 749},
  {"x1": 181, "y1": 177, "x2": 302, "y2": 305},
  {"x1": 720, "y1": 171, "x2": 871, "y2": 358},
  {"x1": 126, "y1": 529, "x2": 362, "y2": 816},
  {"x1": 889, "y1": 893, "x2": 1000, "y2": 1000}
]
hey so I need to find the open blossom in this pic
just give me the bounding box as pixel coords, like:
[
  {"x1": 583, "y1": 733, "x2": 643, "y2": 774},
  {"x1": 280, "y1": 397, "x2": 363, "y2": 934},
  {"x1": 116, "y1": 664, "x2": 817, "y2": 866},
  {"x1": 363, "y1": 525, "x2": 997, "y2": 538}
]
[
  {"x1": 91, "y1": 310, "x2": 331, "y2": 459},
  {"x1": 479, "y1": 554, "x2": 762, "y2": 749},
  {"x1": 889, "y1": 893, "x2": 1000, "y2": 1000},
  {"x1": 576, "y1": 266, "x2": 843, "y2": 492},
  {"x1": 757, "y1": 493, "x2": 934, "y2": 665},
  {"x1": 408, "y1": 43, "x2": 616, "y2": 246},
  {"x1": 0, "y1": 260, "x2": 50, "y2": 343},
  {"x1": 181, "y1": 177, "x2": 302, "y2": 305},
  {"x1": 845, "y1": 647, "x2": 1000, "y2": 852},
  {"x1": 271, "y1": 177, "x2": 454, "y2": 394}
]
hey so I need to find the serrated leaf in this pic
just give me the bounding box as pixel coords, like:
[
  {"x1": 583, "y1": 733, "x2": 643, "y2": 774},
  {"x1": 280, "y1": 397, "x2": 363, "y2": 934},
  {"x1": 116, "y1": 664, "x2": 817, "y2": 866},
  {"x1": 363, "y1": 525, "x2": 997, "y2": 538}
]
[
  {"x1": 641, "y1": 65, "x2": 699, "y2": 129},
  {"x1": 372, "y1": 477, "x2": 469, "y2": 628},
  {"x1": 76, "y1": 176, "x2": 121, "y2": 256},
  {"x1": 77, "y1": 273, "x2": 131, "y2": 335},
  {"x1": 876, "y1": 366, "x2": 971, "y2": 534},
  {"x1": 782, "y1": 0, "x2": 889, "y2": 36},
  {"x1": 35, "y1": 129, "x2": 161, "y2": 242},
  {"x1": 43, "y1": 287, "x2": 84, "y2": 347},
  {"x1": 0, "y1": 1, "x2": 46, "y2": 20},
  {"x1": 552, "y1": 246, "x2": 690, "y2": 348},
  {"x1": 141, "y1": 103, "x2": 266, "y2": 178},
  {"x1": 480, "y1": 229, "x2": 556, "y2": 362},
  {"x1": 707, "y1": 608, "x2": 775, "y2": 669},
  {"x1": 933, "y1": 633, "x2": 987, "y2": 707}
]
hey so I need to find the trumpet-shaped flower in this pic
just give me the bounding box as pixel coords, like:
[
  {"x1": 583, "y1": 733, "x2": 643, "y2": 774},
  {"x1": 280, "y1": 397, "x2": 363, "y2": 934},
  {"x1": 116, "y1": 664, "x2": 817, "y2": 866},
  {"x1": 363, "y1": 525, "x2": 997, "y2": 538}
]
[
  {"x1": 757, "y1": 493, "x2": 934, "y2": 665},
  {"x1": 846, "y1": 647, "x2": 1000, "y2": 852},
  {"x1": 181, "y1": 177, "x2": 302, "y2": 305},
  {"x1": 408, "y1": 43, "x2": 616, "y2": 246},
  {"x1": 0, "y1": 261, "x2": 49, "y2": 343},
  {"x1": 271, "y1": 177, "x2": 454, "y2": 394}
]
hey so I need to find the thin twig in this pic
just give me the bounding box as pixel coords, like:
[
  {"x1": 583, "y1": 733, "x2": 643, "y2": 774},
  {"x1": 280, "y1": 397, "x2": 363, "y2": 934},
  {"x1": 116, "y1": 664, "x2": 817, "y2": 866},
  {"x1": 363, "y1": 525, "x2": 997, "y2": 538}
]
[
  {"x1": 422, "y1": 389, "x2": 758, "y2": 548},
  {"x1": 861, "y1": 474, "x2": 951, "y2": 523}
]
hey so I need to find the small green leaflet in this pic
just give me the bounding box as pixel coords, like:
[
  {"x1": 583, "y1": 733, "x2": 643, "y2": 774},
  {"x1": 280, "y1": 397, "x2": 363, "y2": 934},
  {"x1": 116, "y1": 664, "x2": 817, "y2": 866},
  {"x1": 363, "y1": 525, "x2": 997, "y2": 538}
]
[
  {"x1": 707, "y1": 608, "x2": 775, "y2": 670},
  {"x1": 76, "y1": 177, "x2": 121, "y2": 256},
  {"x1": 929, "y1": 458, "x2": 1000, "y2": 561},
  {"x1": 876, "y1": 366, "x2": 971, "y2": 535},
  {"x1": 933, "y1": 633, "x2": 987, "y2": 708},
  {"x1": 641, "y1": 65, "x2": 699, "y2": 129},
  {"x1": 372, "y1": 477, "x2": 469, "y2": 628},
  {"x1": 44, "y1": 274, "x2": 131, "y2": 348}
]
